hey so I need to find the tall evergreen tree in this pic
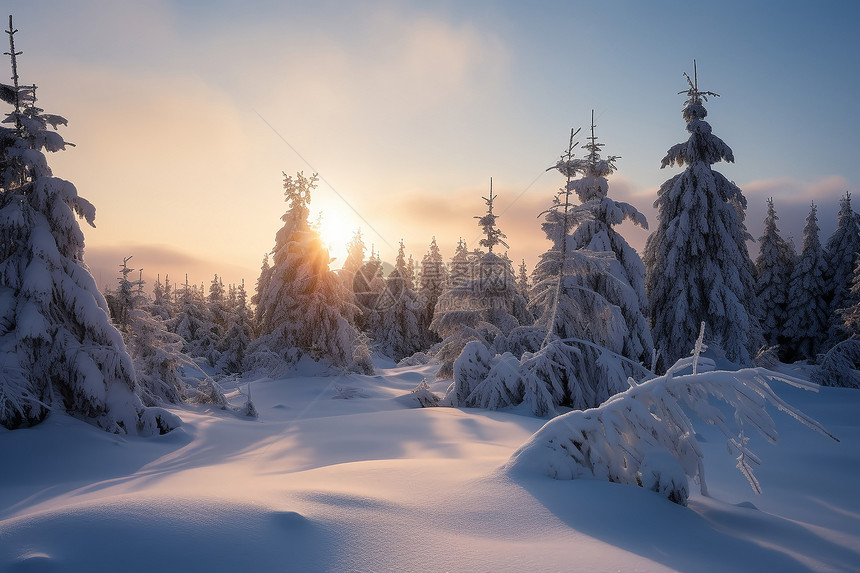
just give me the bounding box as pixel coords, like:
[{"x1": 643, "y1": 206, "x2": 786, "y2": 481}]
[
  {"x1": 108, "y1": 258, "x2": 188, "y2": 406},
  {"x1": 374, "y1": 240, "x2": 422, "y2": 360},
  {"x1": 526, "y1": 127, "x2": 646, "y2": 409},
  {"x1": 341, "y1": 228, "x2": 366, "y2": 289},
  {"x1": 824, "y1": 192, "x2": 860, "y2": 343},
  {"x1": 837, "y1": 259, "x2": 860, "y2": 337},
  {"x1": 0, "y1": 19, "x2": 177, "y2": 433},
  {"x1": 431, "y1": 184, "x2": 528, "y2": 379},
  {"x1": 517, "y1": 260, "x2": 530, "y2": 300},
  {"x1": 754, "y1": 198, "x2": 794, "y2": 348},
  {"x1": 217, "y1": 280, "x2": 253, "y2": 373},
  {"x1": 169, "y1": 275, "x2": 220, "y2": 366},
  {"x1": 352, "y1": 245, "x2": 385, "y2": 335},
  {"x1": 417, "y1": 236, "x2": 447, "y2": 347},
  {"x1": 784, "y1": 202, "x2": 829, "y2": 360},
  {"x1": 248, "y1": 172, "x2": 368, "y2": 372},
  {"x1": 550, "y1": 111, "x2": 653, "y2": 366},
  {"x1": 643, "y1": 63, "x2": 761, "y2": 368}
]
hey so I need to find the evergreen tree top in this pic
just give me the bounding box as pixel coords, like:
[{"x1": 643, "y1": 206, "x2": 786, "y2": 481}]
[
  {"x1": 661, "y1": 61, "x2": 734, "y2": 169},
  {"x1": 802, "y1": 202, "x2": 821, "y2": 251},
  {"x1": 679, "y1": 60, "x2": 720, "y2": 113},
  {"x1": 282, "y1": 171, "x2": 317, "y2": 209},
  {"x1": 577, "y1": 110, "x2": 618, "y2": 179},
  {"x1": 475, "y1": 178, "x2": 508, "y2": 253}
]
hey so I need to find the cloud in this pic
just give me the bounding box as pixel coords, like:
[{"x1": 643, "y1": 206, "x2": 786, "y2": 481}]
[
  {"x1": 743, "y1": 175, "x2": 852, "y2": 205},
  {"x1": 85, "y1": 242, "x2": 257, "y2": 294}
]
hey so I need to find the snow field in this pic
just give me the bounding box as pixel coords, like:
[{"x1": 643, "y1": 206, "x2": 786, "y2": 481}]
[{"x1": 2, "y1": 361, "x2": 859, "y2": 572}]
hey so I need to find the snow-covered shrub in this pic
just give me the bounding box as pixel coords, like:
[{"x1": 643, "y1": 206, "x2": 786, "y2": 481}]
[
  {"x1": 410, "y1": 379, "x2": 441, "y2": 407},
  {"x1": 398, "y1": 351, "x2": 430, "y2": 367},
  {"x1": 505, "y1": 345, "x2": 836, "y2": 505},
  {"x1": 812, "y1": 338, "x2": 860, "y2": 389},
  {"x1": 447, "y1": 340, "x2": 492, "y2": 406}
]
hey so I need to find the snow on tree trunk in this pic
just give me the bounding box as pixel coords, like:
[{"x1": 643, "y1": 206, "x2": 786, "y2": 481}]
[{"x1": 644, "y1": 64, "x2": 761, "y2": 369}]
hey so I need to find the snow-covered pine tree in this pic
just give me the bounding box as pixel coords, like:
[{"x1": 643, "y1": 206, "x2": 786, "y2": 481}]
[
  {"x1": 108, "y1": 258, "x2": 188, "y2": 406},
  {"x1": 373, "y1": 240, "x2": 422, "y2": 361},
  {"x1": 208, "y1": 274, "x2": 228, "y2": 341},
  {"x1": 406, "y1": 254, "x2": 416, "y2": 291},
  {"x1": 431, "y1": 182, "x2": 528, "y2": 380},
  {"x1": 251, "y1": 253, "x2": 270, "y2": 334},
  {"x1": 353, "y1": 246, "x2": 386, "y2": 335},
  {"x1": 148, "y1": 274, "x2": 174, "y2": 321},
  {"x1": 169, "y1": 275, "x2": 220, "y2": 367},
  {"x1": 754, "y1": 198, "x2": 794, "y2": 348},
  {"x1": 216, "y1": 279, "x2": 253, "y2": 373},
  {"x1": 784, "y1": 202, "x2": 829, "y2": 361},
  {"x1": 417, "y1": 236, "x2": 447, "y2": 347},
  {"x1": 340, "y1": 228, "x2": 366, "y2": 290},
  {"x1": 838, "y1": 260, "x2": 860, "y2": 338},
  {"x1": 824, "y1": 192, "x2": 860, "y2": 344},
  {"x1": 643, "y1": 63, "x2": 761, "y2": 368},
  {"x1": 248, "y1": 172, "x2": 368, "y2": 373},
  {"x1": 448, "y1": 238, "x2": 472, "y2": 289},
  {"x1": 517, "y1": 260, "x2": 530, "y2": 301},
  {"x1": 551, "y1": 111, "x2": 653, "y2": 366},
  {"x1": 525, "y1": 126, "x2": 647, "y2": 410},
  {"x1": 0, "y1": 19, "x2": 177, "y2": 433}
]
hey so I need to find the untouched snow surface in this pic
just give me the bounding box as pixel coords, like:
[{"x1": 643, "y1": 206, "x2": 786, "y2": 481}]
[{"x1": 2, "y1": 359, "x2": 859, "y2": 572}]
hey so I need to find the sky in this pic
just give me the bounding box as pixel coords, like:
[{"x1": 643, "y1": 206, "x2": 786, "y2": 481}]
[{"x1": 6, "y1": 0, "x2": 860, "y2": 291}]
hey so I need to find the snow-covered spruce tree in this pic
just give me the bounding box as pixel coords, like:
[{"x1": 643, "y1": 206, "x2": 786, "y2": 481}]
[
  {"x1": 754, "y1": 198, "x2": 795, "y2": 348},
  {"x1": 824, "y1": 192, "x2": 860, "y2": 344},
  {"x1": 838, "y1": 260, "x2": 860, "y2": 338},
  {"x1": 248, "y1": 172, "x2": 370, "y2": 373},
  {"x1": 431, "y1": 184, "x2": 528, "y2": 381},
  {"x1": 643, "y1": 64, "x2": 761, "y2": 369},
  {"x1": 551, "y1": 112, "x2": 653, "y2": 366},
  {"x1": 216, "y1": 280, "x2": 253, "y2": 374},
  {"x1": 0, "y1": 20, "x2": 177, "y2": 433},
  {"x1": 340, "y1": 228, "x2": 366, "y2": 290},
  {"x1": 373, "y1": 240, "x2": 422, "y2": 361},
  {"x1": 169, "y1": 275, "x2": 220, "y2": 367},
  {"x1": 447, "y1": 238, "x2": 472, "y2": 289},
  {"x1": 523, "y1": 127, "x2": 649, "y2": 412},
  {"x1": 505, "y1": 332, "x2": 837, "y2": 506},
  {"x1": 517, "y1": 259, "x2": 530, "y2": 302},
  {"x1": 208, "y1": 274, "x2": 228, "y2": 342},
  {"x1": 108, "y1": 258, "x2": 188, "y2": 406},
  {"x1": 148, "y1": 273, "x2": 174, "y2": 321},
  {"x1": 784, "y1": 202, "x2": 829, "y2": 361},
  {"x1": 417, "y1": 236, "x2": 447, "y2": 347}
]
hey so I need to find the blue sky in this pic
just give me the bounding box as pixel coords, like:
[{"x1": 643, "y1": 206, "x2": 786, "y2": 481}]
[{"x1": 8, "y1": 0, "x2": 859, "y2": 288}]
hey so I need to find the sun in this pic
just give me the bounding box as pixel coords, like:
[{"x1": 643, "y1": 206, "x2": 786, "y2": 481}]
[{"x1": 314, "y1": 203, "x2": 360, "y2": 268}]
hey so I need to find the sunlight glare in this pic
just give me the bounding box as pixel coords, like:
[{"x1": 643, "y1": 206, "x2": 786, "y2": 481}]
[{"x1": 314, "y1": 205, "x2": 358, "y2": 268}]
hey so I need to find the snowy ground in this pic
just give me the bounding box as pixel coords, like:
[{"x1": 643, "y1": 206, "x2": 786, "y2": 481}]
[{"x1": 2, "y1": 359, "x2": 859, "y2": 573}]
